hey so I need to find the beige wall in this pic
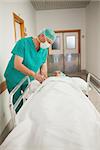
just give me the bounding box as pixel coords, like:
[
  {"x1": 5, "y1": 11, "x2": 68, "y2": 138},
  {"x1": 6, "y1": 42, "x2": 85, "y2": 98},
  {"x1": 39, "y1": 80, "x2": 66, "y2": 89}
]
[
  {"x1": 0, "y1": 1, "x2": 36, "y2": 136},
  {"x1": 86, "y1": 1, "x2": 100, "y2": 78},
  {"x1": 36, "y1": 8, "x2": 86, "y2": 70}
]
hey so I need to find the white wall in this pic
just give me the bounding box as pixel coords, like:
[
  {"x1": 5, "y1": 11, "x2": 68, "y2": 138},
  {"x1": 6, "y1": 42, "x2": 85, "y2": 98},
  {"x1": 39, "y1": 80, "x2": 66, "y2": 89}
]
[
  {"x1": 86, "y1": 2, "x2": 100, "y2": 78},
  {"x1": 0, "y1": 2, "x2": 36, "y2": 78},
  {"x1": 0, "y1": 1, "x2": 36, "y2": 136},
  {"x1": 36, "y1": 8, "x2": 86, "y2": 70}
]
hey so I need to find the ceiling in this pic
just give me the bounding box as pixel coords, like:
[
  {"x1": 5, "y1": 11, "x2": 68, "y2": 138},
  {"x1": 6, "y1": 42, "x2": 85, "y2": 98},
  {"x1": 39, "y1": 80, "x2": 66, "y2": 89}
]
[
  {"x1": 1, "y1": 0, "x2": 30, "y2": 2},
  {"x1": 31, "y1": 0, "x2": 91, "y2": 11}
]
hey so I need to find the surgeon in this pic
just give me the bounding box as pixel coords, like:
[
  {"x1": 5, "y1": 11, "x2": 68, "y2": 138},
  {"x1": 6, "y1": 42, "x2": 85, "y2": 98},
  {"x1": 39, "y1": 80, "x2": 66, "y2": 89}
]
[{"x1": 4, "y1": 28, "x2": 56, "y2": 112}]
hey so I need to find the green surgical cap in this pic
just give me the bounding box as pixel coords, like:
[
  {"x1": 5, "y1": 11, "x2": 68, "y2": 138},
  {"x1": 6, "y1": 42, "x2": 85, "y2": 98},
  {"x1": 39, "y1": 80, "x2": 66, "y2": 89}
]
[{"x1": 41, "y1": 28, "x2": 56, "y2": 42}]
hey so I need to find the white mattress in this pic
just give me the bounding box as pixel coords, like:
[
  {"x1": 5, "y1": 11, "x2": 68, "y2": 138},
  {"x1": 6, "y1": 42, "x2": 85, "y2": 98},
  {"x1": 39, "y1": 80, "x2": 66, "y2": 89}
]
[{"x1": 1, "y1": 77, "x2": 100, "y2": 150}]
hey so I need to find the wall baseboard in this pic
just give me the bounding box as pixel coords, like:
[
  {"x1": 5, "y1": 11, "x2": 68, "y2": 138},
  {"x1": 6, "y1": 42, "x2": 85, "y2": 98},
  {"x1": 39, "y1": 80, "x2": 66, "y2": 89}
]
[{"x1": 0, "y1": 119, "x2": 14, "y2": 145}]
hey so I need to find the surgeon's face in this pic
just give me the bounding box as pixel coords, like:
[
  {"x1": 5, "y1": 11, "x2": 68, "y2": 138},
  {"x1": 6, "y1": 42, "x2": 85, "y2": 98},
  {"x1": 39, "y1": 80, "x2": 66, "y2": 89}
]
[{"x1": 39, "y1": 34, "x2": 53, "y2": 45}]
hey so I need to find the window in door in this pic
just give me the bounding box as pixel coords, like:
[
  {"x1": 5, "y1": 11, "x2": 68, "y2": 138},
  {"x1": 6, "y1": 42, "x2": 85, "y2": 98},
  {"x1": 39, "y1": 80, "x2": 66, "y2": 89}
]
[{"x1": 49, "y1": 33, "x2": 63, "y2": 55}]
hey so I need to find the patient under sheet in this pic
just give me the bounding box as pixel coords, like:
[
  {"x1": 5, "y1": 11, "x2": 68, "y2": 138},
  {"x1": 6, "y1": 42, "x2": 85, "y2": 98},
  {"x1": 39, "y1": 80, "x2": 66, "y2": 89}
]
[
  {"x1": 24, "y1": 76, "x2": 88, "y2": 99},
  {"x1": 1, "y1": 77, "x2": 100, "y2": 150}
]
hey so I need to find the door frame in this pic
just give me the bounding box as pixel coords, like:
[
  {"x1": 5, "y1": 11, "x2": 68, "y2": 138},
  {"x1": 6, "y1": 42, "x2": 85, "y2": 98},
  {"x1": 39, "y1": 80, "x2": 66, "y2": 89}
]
[
  {"x1": 13, "y1": 13, "x2": 25, "y2": 41},
  {"x1": 55, "y1": 29, "x2": 80, "y2": 53},
  {"x1": 48, "y1": 29, "x2": 81, "y2": 74},
  {"x1": 56, "y1": 29, "x2": 81, "y2": 73}
]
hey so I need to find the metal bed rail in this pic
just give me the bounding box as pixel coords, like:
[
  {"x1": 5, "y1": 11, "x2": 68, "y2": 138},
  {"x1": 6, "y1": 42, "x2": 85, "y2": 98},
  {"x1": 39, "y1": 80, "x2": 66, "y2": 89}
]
[
  {"x1": 87, "y1": 73, "x2": 100, "y2": 96},
  {"x1": 9, "y1": 76, "x2": 30, "y2": 126}
]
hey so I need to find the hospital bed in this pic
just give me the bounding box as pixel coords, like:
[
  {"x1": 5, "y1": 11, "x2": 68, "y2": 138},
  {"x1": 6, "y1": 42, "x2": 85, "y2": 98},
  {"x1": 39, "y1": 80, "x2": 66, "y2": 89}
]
[{"x1": 0, "y1": 73, "x2": 100, "y2": 150}]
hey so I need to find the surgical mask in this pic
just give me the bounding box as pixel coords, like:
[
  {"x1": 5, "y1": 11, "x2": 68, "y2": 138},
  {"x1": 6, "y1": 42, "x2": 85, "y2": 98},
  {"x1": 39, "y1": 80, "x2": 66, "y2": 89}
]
[{"x1": 40, "y1": 41, "x2": 51, "y2": 49}]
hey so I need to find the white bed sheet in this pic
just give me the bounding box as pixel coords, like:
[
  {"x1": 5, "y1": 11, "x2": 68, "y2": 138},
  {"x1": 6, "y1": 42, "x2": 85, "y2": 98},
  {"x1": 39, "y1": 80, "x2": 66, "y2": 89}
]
[
  {"x1": 1, "y1": 77, "x2": 100, "y2": 150},
  {"x1": 24, "y1": 76, "x2": 88, "y2": 99}
]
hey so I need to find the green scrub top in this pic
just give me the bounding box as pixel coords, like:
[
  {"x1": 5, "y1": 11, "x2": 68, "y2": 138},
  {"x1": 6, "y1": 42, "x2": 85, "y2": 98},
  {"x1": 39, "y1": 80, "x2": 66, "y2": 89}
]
[{"x1": 4, "y1": 37, "x2": 48, "y2": 91}]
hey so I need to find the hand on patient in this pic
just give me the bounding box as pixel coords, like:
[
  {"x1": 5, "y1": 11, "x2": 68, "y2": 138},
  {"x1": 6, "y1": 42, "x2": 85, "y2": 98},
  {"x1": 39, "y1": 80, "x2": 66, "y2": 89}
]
[
  {"x1": 34, "y1": 73, "x2": 45, "y2": 83},
  {"x1": 40, "y1": 69, "x2": 48, "y2": 80},
  {"x1": 41, "y1": 73, "x2": 48, "y2": 80}
]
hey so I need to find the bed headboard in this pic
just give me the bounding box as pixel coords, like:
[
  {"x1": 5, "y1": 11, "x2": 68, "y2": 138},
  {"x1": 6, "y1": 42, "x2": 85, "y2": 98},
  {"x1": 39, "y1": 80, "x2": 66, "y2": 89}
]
[{"x1": 87, "y1": 73, "x2": 100, "y2": 113}]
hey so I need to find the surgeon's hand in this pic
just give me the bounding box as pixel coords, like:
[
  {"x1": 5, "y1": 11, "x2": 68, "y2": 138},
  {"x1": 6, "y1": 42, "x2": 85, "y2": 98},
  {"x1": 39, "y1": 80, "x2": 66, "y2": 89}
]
[
  {"x1": 34, "y1": 73, "x2": 45, "y2": 83},
  {"x1": 40, "y1": 62, "x2": 48, "y2": 80},
  {"x1": 40, "y1": 72, "x2": 48, "y2": 80}
]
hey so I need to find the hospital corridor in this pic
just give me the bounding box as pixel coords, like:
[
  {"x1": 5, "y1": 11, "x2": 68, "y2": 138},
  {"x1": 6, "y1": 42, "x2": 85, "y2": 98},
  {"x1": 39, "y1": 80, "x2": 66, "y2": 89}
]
[{"x1": 0, "y1": 0, "x2": 100, "y2": 150}]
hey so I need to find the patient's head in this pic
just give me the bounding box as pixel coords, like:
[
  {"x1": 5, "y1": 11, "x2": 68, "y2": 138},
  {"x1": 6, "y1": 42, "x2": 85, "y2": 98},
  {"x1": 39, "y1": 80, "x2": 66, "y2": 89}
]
[{"x1": 52, "y1": 70, "x2": 65, "y2": 77}]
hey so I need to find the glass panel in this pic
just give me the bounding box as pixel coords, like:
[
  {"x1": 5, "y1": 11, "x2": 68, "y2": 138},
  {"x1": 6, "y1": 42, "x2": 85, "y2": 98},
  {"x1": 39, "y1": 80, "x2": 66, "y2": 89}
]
[
  {"x1": 52, "y1": 36, "x2": 60, "y2": 50},
  {"x1": 64, "y1": 54, "x2": 79, "y2": 73},
  {"x1": 66, "y1": 35, "x2": 76, "y2": 49},
  {"x1": 47, "y1": 54, "x2": 64, "y2": 74}
]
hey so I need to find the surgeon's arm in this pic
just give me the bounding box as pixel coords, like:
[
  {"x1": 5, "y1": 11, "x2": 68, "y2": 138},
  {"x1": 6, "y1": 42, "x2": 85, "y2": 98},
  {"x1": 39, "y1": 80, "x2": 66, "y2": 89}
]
[
  {"x1": 14, "y1": 55, "x2": 44, "y2": 83},
  {"x1": 40, "y1": 60, "x2": 48, "y2": 79}
]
